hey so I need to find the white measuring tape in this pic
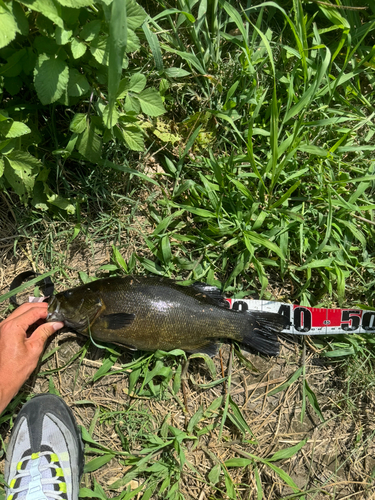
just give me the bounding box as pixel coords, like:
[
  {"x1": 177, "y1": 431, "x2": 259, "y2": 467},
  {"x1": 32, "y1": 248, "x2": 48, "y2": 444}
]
[{"x1": 226, "y1": 299, "x2": 375, "y2": 335}]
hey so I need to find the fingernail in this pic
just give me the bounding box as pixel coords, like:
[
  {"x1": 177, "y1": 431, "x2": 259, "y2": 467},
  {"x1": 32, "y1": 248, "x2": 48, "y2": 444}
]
[{"x1": 52, "y1": 322, "x2": 65, "y2": 331}]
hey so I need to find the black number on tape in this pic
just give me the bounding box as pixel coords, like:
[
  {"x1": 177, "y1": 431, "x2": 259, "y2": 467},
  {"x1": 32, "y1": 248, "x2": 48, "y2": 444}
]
[
  {"x1": 362, "y1": 311, "x2": 375, "y2": 331},
  {"x1": 278, "y1": 304, "x2": 291, "y2": 329},
  {"x1": 294, "y1": 307, "x2": 312, "y2": 332},
  {"x1": 232, "y1": 301, "x2": 248, "y2": 312},
  {"x1": 340, "y1": 310, "x2": 361, "y2": 331}
]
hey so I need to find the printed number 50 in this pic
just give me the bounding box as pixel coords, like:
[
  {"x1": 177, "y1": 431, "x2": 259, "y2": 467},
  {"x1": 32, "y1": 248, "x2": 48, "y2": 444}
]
[{"x1": 340, "y1": 310, "x2": 361, "y2": 331}]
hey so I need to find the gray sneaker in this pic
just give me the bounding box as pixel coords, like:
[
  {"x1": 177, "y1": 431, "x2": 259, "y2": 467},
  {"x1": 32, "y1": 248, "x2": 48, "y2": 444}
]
[{"x1": 4, "y1": 394, "x2": 84, "y2": 500}]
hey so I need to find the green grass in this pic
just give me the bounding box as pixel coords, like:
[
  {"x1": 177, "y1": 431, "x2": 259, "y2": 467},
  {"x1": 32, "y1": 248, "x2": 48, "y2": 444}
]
[{"x1": 1, "y1": 0, "x2": 375, "y2": 498}]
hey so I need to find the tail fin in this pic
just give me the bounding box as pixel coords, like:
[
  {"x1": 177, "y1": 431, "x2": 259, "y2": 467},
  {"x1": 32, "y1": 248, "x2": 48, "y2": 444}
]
[{"x1": 242, "y1": 311, "x2": 289, "y2": 356}]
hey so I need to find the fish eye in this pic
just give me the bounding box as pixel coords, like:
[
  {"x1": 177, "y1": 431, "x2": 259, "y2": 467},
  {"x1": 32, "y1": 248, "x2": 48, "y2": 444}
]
[{"x1": 64, "y1": 290, "x2": 73, "y2": 298}]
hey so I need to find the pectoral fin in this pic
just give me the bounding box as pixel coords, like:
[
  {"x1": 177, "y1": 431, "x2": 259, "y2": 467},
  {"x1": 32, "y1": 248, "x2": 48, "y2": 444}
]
[{"x1": 101, "y1": 313, "x2": 135, "y2": 330}]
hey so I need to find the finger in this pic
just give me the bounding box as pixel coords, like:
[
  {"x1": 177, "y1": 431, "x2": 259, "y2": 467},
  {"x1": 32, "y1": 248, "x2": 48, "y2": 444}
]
[
  {"x1": 3, "y1": 304, "x2": 50, "y2": 334},
  {"x1": 1, "y1": 302, "x2": 48, "y2": 325},
  {"x1": 28, "y1": 321, "x2": 65, "y2": 349}
]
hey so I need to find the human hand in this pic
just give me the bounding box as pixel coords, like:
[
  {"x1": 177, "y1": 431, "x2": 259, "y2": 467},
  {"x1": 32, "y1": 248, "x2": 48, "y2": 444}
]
[{"x1": 0, "y1": 302, "x2": 64, "y2": 414}]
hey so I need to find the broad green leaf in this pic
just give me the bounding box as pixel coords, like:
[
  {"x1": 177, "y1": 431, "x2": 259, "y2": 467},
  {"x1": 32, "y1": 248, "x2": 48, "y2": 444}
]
[
  {"x1": 0, "y1": 120, "x2": 31, "y2": 139},
  {"x1": 117, "y1": 77, "x2": 130, "y2": 98},
  {"x1": 92, "y1": 355, "x2": 118, "y2": 382},
  {"x1": 0, "y1": 48, "x2": 26, "y2": 77},
  {"x1": 103, "y1": 105, "x2": 119, "y2": 129},
  {"x1": 84, "y1": 454, "x2": 115, "y2": 473},
  {"x1": 34, "y1": 54, "x2": 69, "y2": 104},
  {"x1": 77, "y1": 124, "x2": 102, "y2": 163},
  {"x1": 112, "y1": 246, "x2": 128, "y2": 272},
  {"x1": 56, "y1": 0, "x2": 93, "y2": 6},
  {"x1": 12, "y1": 2, "x2": 29, "y2": 36},
  {"x1": 68, "y1": 69, "x2": 90, "y2": 97},
  {"x1": 225, "y1": 458, "x2": 252, "y2": 467},
  {"x1": 319, "y1": 5, "x2": 350, "y2": 29},
  {"x1": 70, "y1": 114, "x2": 87, "y2": 134},
  {"x1": 0, "y1": 140, "x2": 11, "y2": 152},
  {"x1": 298, "y1": 144, "x2": 328, "y2": 156},
  {"x1": 0, "y1": 157, "x2": 4, "y2": 178},
  {"x1": 48, "y1": 376, "x2": 60, "y2": 396},
  {"x1": 121, "y1": 126, "x2": 144, "y2": 151},
  {"x1": 268, "y1": 438, "x2": 307, "y2": 461},
  {"x1": 295, "y1": 258, "x2": 334, "y2": 270},
  {"x1": 208, "y1": 464, "x2": 221, "y2": 485},
  {"x1": 160, "y1": 235, "x2": 171, "y2": 264},
  {"x1": 323, "y1": 348, "x2": 355, "y2": 358},
  {"x1": 18, "y1": 0, "x2": 64, "y2": 28},
  {"x1": 33, "y1": 36, "x2": 59, "y2": 57},
  {"x1": 125, "y1": 94, "x2": 140, "y2": 113},
  {"x1": 79, "y1": 487, "x2": 104, "y2": 499},
  {"x1": 80, "y1": 20, "x2": 101, "y2": 41},
  {"x1": 90, "y1": 35, "x2": 110, "y2": 66},
  {"x1": 0, "y1": 5, "x2": 17, "y2": 49},
  {"x1": 71, "y1": 38, "x2": 87, "y2": 59},
  {"x1": 55, "y1": 26, "x2": 72, "y2": 45},
  {"x1": 137, "y1": 88, "x2": 166, "y2": 116},
  {"x1": 125, "y1": 28, "x2": 140, "y2": 53},
  {"x1": 126, "y1": 0, "x2": 147, "y2": 30},
  {"x1": 47, "y1": 193, "x2": 75, "y2": 214},
  {"x1": 129, "y1": 73, "x2": 146, "y2": 93},
  {"x1": 223, "y1": 1, "x2": 247, "y2": 41},
  {"x1": 137, "y1": 257, "x2": 164, "y2": 275},
  {"x1": 164, "y1": 67, "x2": 190, "y2": 78},
  {"x1": 4, "y1": 76, "x2": 22, "y2": 95},
  {"x1": 4, "y1": 150, "x2": 40, "y2": 197}
]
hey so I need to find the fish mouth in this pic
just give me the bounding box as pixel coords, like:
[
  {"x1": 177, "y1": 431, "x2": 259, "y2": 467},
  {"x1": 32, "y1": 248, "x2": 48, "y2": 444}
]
[{"x1": 46, "y1": 297, "x2": 65, "y2": 323}]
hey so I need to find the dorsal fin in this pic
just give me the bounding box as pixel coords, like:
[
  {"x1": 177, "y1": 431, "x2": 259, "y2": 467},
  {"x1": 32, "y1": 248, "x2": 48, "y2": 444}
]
[{"x1": 191, "y1": 282, "x2": 226, "y2": 306}]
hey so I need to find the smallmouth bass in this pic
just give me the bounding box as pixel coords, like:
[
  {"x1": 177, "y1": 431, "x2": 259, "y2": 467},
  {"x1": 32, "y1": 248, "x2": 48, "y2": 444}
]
[{"x1": 46, "y1": 276, "x2": 288, "y2": 356}]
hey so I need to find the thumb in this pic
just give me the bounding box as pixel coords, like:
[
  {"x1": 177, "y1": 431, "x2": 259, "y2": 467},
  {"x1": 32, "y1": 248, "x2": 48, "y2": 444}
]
[{"x1": 30, "y1": 321, "x2": 65, "y2": 347}]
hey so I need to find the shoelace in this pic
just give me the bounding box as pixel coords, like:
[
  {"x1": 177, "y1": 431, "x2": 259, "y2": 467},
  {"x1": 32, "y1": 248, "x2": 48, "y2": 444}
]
[{"x1": 8, "y1": 451, "x2": 66, "y2": 500}]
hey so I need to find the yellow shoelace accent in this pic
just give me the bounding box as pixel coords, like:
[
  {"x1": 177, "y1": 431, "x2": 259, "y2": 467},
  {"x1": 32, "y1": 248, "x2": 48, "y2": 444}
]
[{"x1": 59, "y1": 482, "x2": 67, "y2": 493}]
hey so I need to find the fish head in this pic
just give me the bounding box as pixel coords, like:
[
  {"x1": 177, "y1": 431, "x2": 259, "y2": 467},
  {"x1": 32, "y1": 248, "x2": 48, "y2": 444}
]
[{"x1": 47, "y1": 288, "x2": 103, "y2": 332}]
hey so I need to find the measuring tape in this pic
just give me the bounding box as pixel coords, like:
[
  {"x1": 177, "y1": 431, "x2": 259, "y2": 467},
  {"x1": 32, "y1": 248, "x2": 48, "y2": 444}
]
[{"x1": 226, "y1": 299, "x2": 375, "y2": 335}]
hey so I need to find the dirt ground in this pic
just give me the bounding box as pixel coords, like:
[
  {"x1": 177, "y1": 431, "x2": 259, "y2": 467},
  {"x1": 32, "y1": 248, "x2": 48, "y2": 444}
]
[{"x1": 1, "y1": 198, "x2": 375, "y2": 499}]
